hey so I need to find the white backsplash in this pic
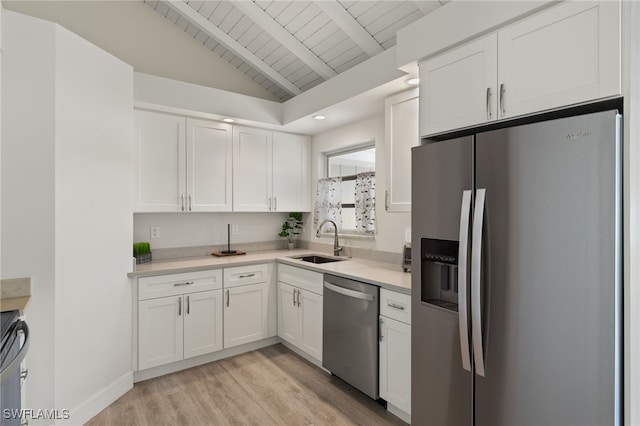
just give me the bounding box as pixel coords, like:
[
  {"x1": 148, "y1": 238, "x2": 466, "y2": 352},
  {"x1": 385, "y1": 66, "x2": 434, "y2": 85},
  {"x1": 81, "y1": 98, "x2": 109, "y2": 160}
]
[{"x1": 134, "y1": 212, "x2": 290, "y2": 250}]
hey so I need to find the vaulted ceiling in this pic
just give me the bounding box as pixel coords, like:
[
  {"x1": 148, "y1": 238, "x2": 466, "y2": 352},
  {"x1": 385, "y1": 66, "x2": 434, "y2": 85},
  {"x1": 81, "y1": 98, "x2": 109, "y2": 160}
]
[{"x1": 144, "y1": 1, "x2": 444, "y2": 101}]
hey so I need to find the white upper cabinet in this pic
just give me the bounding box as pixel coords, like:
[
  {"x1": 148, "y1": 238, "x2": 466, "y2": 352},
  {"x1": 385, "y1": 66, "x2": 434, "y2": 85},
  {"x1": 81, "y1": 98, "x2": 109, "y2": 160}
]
[
  {"x1": 234, "y1": 126, "x2": 310, "y2": 212},
  {"x1": 385, "y1": 89, "x2": 419, "y2": 213},
  {"x1": 233, "y1": 126, "x2": 273, "y2": 212},
  {"x1": 134, "y1": 110, "x2": 186, "y2": 212},
  {"x1": 497, "y1": 1, "x2": 620, "y2": 119},
  {"x1": 419, "y1": 0, "x2": 621, "y2": 137},
  {"x1": 134, "y1": 110, "x2": 232, "y2": 212},
  {"x1": 419, "y1": 34, "x2": 498, "y2": 136},
  {"x1": 186, "y1": 118, "x2": 233, "y2": 212},
  {"x1": 272, "y1": 132, "x2": 311, "y2": 212}
]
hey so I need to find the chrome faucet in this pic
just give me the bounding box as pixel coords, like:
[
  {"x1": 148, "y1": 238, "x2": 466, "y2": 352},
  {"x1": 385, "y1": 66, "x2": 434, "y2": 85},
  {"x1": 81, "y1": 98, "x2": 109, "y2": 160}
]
[{"x1": 316, "y1": 219, "x2": 342, "y2": 256}]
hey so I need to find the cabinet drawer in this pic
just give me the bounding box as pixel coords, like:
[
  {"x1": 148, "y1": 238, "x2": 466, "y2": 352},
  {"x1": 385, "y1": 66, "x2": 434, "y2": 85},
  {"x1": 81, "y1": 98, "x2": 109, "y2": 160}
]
[
  {"x1": 138, "y1": 270, "x2": 222, "y2": 301},
  {"x1": 278, "y1": 264, "x2": 323, "y2": 295},
  {"x1": 380, "y1": 289, "x2": 411, "y2": 325},
  {"x1": 224, "y1": 263, "x2": 269, "y2": 288}
]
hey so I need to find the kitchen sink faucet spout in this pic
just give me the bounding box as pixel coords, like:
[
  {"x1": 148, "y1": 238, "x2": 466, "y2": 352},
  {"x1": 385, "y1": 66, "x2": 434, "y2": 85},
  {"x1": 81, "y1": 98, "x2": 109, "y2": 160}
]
[{"x1": 316, "y1": 219, "x2": 342, "y2": 256}]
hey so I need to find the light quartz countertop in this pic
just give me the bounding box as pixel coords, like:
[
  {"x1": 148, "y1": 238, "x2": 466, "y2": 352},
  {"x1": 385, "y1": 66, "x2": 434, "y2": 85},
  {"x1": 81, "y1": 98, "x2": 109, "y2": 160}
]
[
  {"x1": 129, "y1": 249, "x2": 411, "y2": 294},
  {"x1": 1, "y1": 277, "x2": 31, "y2": 312}
]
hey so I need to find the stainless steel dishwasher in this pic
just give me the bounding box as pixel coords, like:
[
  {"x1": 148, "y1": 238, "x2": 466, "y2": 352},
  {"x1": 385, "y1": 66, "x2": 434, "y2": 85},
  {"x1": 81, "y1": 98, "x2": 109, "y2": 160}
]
[{"x1": 323, "y1": 274, "x2": 379, "y2": 400}]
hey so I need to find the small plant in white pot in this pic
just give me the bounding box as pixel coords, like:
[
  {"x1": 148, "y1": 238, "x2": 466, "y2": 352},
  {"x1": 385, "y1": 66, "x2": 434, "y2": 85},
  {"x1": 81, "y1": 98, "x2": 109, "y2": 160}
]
[{"x1": 278, "y1": 212, "x2": 303, "y2": 249}]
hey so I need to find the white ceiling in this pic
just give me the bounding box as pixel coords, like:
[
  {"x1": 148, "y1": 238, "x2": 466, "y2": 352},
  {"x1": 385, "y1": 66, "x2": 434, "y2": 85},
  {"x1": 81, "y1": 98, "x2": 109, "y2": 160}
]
[{"x1": 144, "y1": 0, "x2": 444, "y2": 102}]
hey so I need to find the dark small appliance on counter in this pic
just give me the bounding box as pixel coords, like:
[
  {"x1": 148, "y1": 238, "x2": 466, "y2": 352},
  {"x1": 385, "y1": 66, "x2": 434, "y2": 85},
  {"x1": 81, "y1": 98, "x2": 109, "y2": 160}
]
[{"x1": 402, "y1": 243, "x2": 411, "y2": 272}]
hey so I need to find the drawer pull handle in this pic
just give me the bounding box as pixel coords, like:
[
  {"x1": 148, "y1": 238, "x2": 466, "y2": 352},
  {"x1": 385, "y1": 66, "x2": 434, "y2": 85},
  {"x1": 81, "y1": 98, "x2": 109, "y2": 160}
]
[
  {"x1": 226, "y1": 290, "x2": 230, "y2": 307},
  {"x1": 238, "y1": 273, "x2": 256, "y2": 279},
  {"x1": 173, "y1": 281, "x2": 194, "y2": 287},
  {"x1": 387, "y1": 302, "x2": 405, "y2": 311}
]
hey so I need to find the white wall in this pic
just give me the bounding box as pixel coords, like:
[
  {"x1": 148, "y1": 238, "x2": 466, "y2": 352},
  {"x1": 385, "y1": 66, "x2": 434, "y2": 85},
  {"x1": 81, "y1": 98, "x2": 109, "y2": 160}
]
[
  {"x1": 305, "y1": 113, "x2": 411, "y2": 256},
  {"x1": 53, "y1": 24, "x2": 133, "y2": 422},
  {"x1": 134, "y1": 212, "x2": 290, "y2": 250},
  {"x1": 1, "y1": 11, "x2": 57, "y2": 422},
  {"x1": 2, "y1": 10, "x2": 134, "y2": 425},
  {"x1": 2, "y1": 0, "x2": 279, "y2": 102},
  {"x1": 623, "y1": 2, "x2": 640, "y2": 424}
]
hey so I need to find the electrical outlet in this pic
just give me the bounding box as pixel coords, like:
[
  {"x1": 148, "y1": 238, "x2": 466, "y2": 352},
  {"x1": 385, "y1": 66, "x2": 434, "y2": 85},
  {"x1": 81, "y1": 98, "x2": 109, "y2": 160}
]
[
  {"x1": 405, "y1": 227, "x2": 411, "y2": 243},
  {"x1": 150, "y1": 227, "x2": 160, "y2": 239},
  {"x1": 231, "y1": 224, "x2": 239, "y2": 235}
]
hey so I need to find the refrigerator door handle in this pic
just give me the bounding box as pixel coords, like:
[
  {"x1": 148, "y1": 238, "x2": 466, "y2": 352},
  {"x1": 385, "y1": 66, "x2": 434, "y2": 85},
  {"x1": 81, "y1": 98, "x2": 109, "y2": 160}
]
[
  {"x1": 457, "y1": 190, "x2": 472, "y2": 372},
  {"x1": 471, "y1": 188, "x2": 487, "y2": 377}
]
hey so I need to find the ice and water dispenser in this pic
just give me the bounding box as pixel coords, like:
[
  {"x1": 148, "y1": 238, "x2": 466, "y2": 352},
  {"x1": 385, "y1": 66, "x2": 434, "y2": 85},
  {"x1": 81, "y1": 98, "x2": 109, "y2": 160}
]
[{"x1": 421, "y1": 238, "x2": 459, "y2": 311}]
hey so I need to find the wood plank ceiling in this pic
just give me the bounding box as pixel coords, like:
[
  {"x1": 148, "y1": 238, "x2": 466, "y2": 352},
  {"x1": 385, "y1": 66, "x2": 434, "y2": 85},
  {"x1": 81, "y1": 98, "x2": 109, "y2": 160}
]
[{"x1": 144, "y1": 1, "x2": 444, "y2": 101}]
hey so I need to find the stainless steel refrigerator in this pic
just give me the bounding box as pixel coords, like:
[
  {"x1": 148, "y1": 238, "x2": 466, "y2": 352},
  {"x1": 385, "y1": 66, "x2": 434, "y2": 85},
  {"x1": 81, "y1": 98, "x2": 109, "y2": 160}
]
[{"x1": 411, "y1": 109, "x2": 623, "y2": 426}]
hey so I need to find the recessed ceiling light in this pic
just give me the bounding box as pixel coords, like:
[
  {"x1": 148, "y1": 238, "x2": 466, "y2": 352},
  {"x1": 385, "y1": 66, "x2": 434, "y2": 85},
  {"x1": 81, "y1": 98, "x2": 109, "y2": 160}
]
[
  {"x1": 223, "y1": 118, "x2": 235, "y2": 123},
  {"x1": 405, "y1": 77, "x2": 419, "y2": 85},
  {"x1": 313, "y1": 115, "x2": 326, "y2": 120}
]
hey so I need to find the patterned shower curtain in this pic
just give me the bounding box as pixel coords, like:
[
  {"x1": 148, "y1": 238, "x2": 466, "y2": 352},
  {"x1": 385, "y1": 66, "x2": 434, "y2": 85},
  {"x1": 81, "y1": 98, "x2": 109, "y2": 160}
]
[
  {"x1": 354, "y1": 172, "x2": 375, "y2": 234},
  {"x1": 314, "y1": 177, "x2": 342, "y2": 231}
]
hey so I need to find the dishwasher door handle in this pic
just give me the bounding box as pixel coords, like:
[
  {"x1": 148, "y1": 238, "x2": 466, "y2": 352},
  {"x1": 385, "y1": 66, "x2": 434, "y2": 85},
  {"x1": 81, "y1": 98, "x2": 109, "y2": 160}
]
[{"x1": 324, "y1": 282, "x2": 375, "y2": 302}]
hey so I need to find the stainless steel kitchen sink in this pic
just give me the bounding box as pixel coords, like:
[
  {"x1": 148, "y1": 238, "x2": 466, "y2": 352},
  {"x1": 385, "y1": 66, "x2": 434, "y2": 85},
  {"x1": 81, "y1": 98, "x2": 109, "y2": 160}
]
[{"x1": 291, "y1": 254, "x2": 346, "y2": 264}]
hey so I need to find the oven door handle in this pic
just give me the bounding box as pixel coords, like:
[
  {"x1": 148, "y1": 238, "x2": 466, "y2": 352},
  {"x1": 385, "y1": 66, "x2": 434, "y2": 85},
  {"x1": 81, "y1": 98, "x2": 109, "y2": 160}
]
[
  {"x1": 324, "y1": 282, "x2": 374, "y2": 302},
  {"x1": 0, "y1": 320, "x2": 30, "y2": 384}
]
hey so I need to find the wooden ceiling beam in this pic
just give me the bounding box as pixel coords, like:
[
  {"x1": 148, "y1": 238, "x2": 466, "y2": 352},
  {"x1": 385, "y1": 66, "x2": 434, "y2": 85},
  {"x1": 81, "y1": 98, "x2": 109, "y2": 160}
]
[
  {"x1": 232, "y1": 1, "x2": 338, "y2": 81},
  {"x1": 163, "y1": 0, "x2": 302, "y2": 96},
  {"x1": 315, "y1": 1, "x2": 384, "y2": 58}
]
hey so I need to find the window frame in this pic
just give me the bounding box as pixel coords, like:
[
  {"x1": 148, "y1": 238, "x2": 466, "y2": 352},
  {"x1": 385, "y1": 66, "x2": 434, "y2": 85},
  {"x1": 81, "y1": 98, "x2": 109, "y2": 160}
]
[{"x1": 321, "y1": 141, "x2": 376, "y2": 238}]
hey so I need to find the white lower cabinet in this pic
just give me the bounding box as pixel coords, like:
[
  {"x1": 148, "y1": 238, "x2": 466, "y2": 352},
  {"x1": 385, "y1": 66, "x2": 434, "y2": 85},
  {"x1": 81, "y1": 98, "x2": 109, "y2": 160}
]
[
  {"x1": 223, "y1": 263, "x2": 275, "y2": 349},
  {"x1": 277, "y1": 265, "x2": 323, "y2": 361},
  {"x1": 138, "y1": 270, "x2": 224, "y2": 370},
  {"x1": 183, "y1": 290, "x2": 224, "y2": 359},
  {"x1": 379, "y1": 288, "x2": 411, "y2": 418}
]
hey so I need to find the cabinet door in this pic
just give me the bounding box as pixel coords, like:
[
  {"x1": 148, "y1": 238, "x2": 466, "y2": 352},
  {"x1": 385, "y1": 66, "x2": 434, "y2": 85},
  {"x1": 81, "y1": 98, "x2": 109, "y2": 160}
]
[
  {"x1": 183, "y1": 290, "x2": 223, "y2": 359},
  {"x1": 419, "y1": 33, "x2": 497, "y2": 137},
  {"x1": 379, "y1": 316, "x2": 411, "y2": 414},
  {"x1": 497, "y1": 1, "x2": 620, "y2": 119},
  {"x1": 138, "y1": 296, "x2": 183, "y2": 370},
  {"x1": 233, "y1": 127, "x2": 273, "y2": 211},
  {"x1": 134, "y1": 110, "x2": 186, "y2": 212},
  {"x1": 277, "y1": 282, "x2": 300, "y2": 345},
  {"x1": 186, "y1": 119, "x2": 233, "y2": 212},
  {"x1": 272, "y1": 132, "x2": 310, "y2": 212},
  {"x1": 384, "y1": 89, "x2": 419, "y2": 212},
  {"x1": 299, "y1": 290, "x2": 323, "y2": 362},
  {"x1": 224, "y1": 283, "x2": 269, "y2": 348}
]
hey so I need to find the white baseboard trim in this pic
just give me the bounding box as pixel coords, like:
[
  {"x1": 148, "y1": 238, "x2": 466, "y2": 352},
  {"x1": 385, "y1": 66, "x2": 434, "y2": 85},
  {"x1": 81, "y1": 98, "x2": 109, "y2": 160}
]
[
  {"x1": 278, "y1": 340, "x2": 327, "y2": 372},
  {"x1": 387, "y1": 402, "x2": 411, "y2": 424},
  {"x1": 133, "y1": 337, "x2": 280, "y2": 382},
  {"x1": 57, "y1": 371, "x2": 133, "y2": 426}
]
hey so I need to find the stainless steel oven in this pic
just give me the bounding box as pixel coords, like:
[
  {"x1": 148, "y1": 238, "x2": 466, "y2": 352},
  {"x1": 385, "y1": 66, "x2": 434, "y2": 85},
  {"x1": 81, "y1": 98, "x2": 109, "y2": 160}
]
[{"x1": 322, "y1": 274, "x2": 379, "y2": 399}]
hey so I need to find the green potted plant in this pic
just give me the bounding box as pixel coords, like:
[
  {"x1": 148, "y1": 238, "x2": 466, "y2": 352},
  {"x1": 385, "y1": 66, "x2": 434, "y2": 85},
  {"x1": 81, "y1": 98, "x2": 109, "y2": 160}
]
[
  {"x1": 278, "y1": 212, "x2": 303, "y2": 249},
  {"x1": 133, "y1": 242, "x2": 152, "y2": 264}
]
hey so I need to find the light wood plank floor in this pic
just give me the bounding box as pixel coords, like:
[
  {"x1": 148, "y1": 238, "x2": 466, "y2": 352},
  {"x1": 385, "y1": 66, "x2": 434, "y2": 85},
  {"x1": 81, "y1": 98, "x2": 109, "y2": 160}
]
[{"x1": 86, "y1": 344, "x2": 407, "y2": 426}]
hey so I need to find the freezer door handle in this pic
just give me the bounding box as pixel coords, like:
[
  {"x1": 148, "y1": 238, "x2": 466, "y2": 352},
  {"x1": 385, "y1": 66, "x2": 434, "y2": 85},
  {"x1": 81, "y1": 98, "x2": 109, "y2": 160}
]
[
  {"x1": 457, "y1": 190, "x2": 472, "y2": 372},
  {"x1": 471, "y1": 188, "x2": 487, "y2": 377}
]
